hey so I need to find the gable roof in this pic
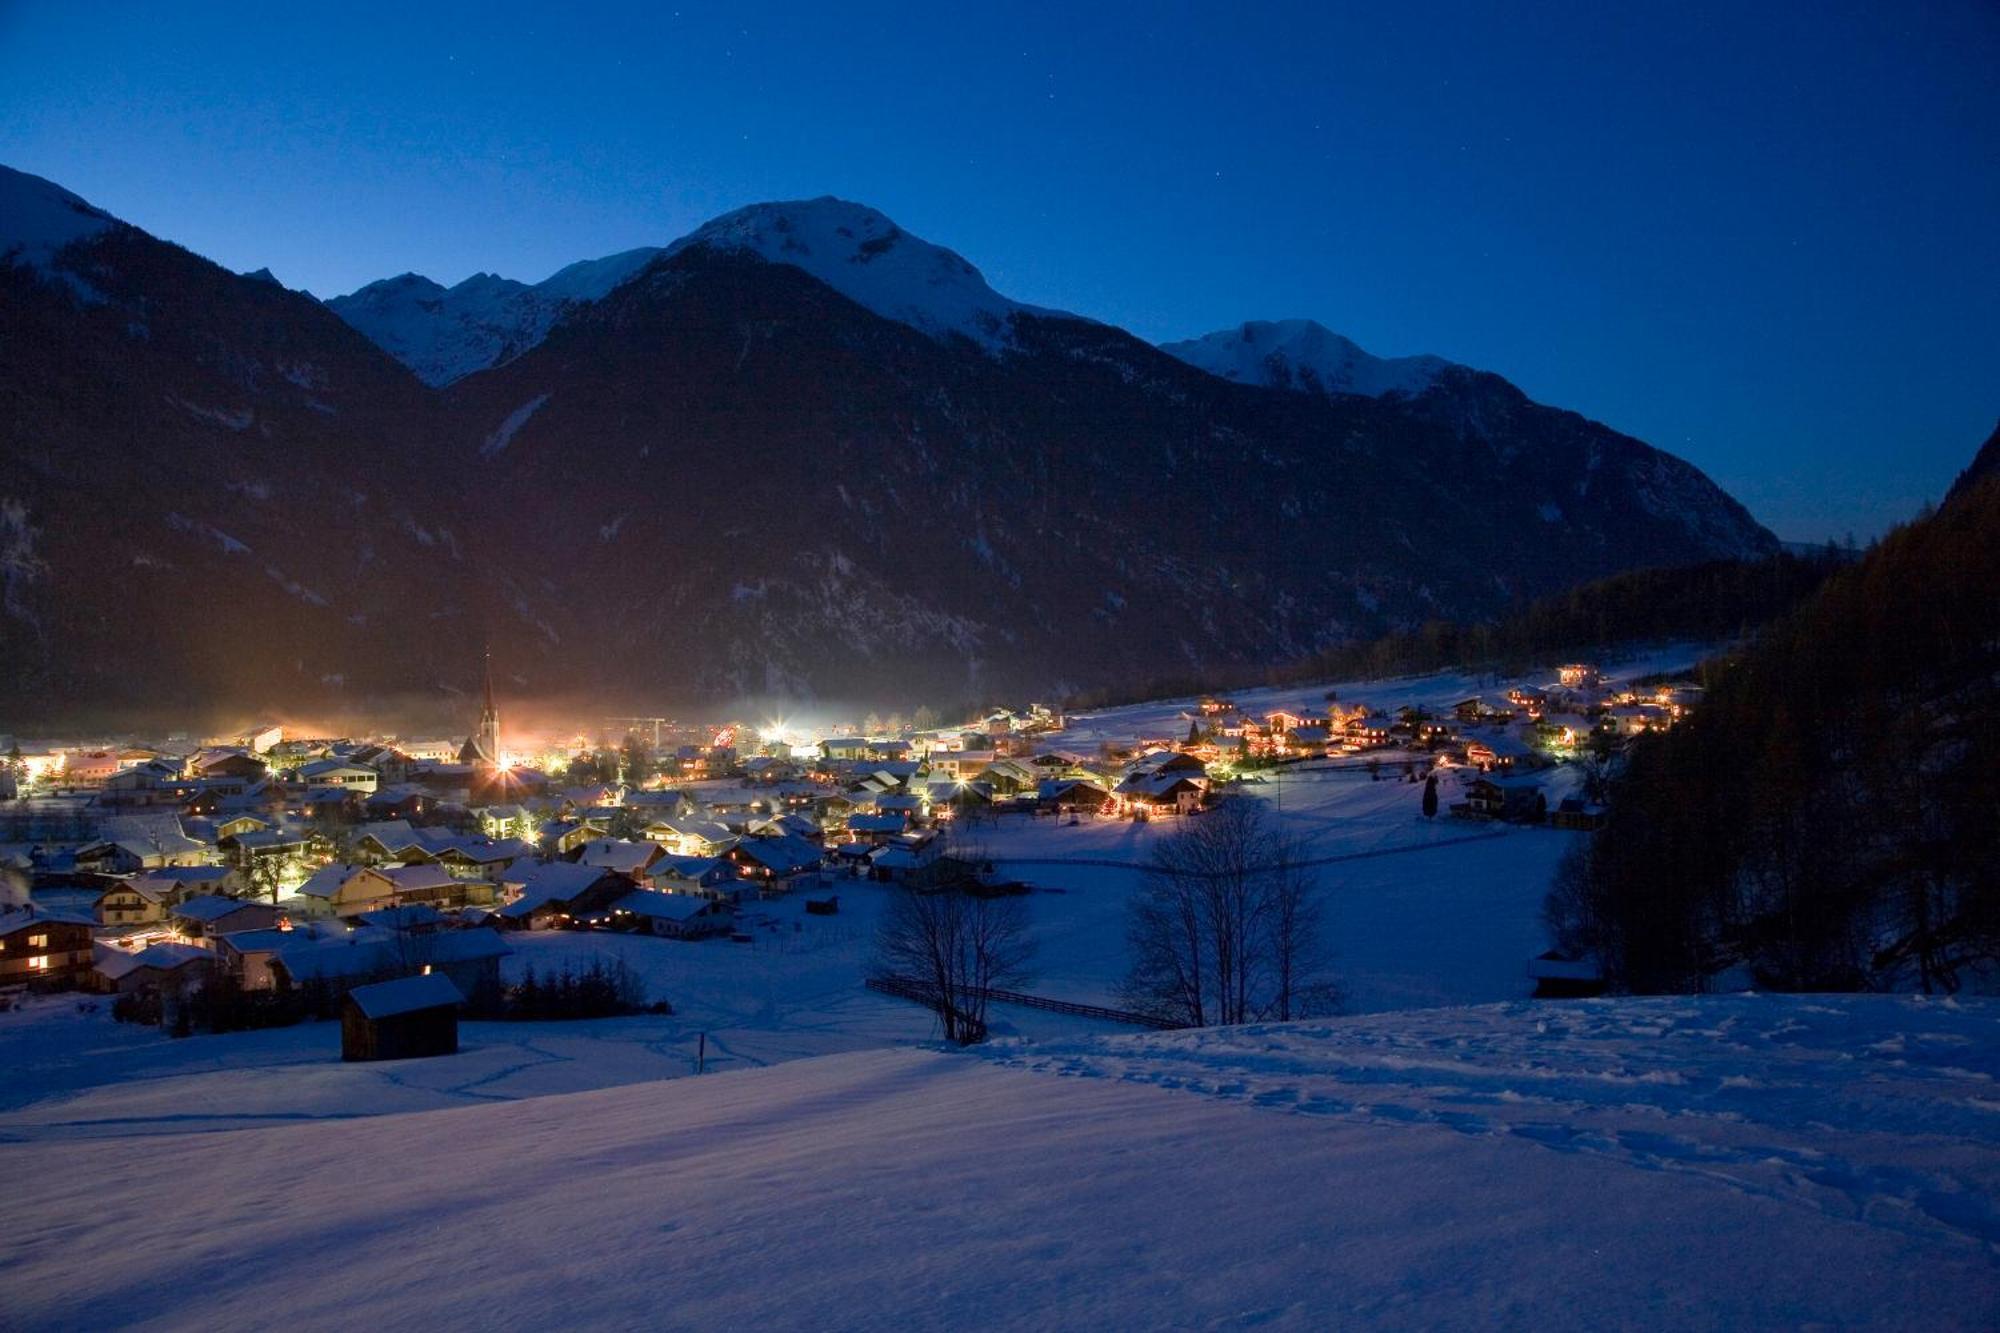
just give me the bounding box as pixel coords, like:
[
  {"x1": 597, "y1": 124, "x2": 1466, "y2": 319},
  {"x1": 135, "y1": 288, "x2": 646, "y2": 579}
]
[
  {"x1": 298, "y1": 862, "x2": 365, "y2": 900},
  {"x1": 352, "y1": 820, "x2": 418, "y2": 850},
  {"x1": 172, "y1": 894, "x2": 265, "y2": 923},
  {"x1": 611, "y1": 889, "x2": 726, "y2": 922},
  {"x1": 347, "y1": 971, "x2": 463, "y2": 1020},
  {"x1": 497, "y1": 861, "x2": 621, "y2": 919},
  {"x1": 357, "y1": 903, "x2": 446, "y2": 930},
  {"x1": 373, "y1": 864, "x2": 459, "y2": 893},
  {"x1": 0, "y1": 904, "x2": 97, "y2": 935},
  {"x1": 648, "y1": 854, "x2": 733, "y2": 884},
  {"x1": 578, "y1": 838, "x2": 661, "y2": 874},
  {"x1": 213, "y1": 927, "x2": 296, "y2": 953},
  {"x1": 731, "y1": 834, "x2": 822, "y2": 873},
  {"x1": 94, "y1": 941, "x2": 211, "y2": 981},
  {"x1": 132, "y1": 865, "x2": 233, "y2": 888}
]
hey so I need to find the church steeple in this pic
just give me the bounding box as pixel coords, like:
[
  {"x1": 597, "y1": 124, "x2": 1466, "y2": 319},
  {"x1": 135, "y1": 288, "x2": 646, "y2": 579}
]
[
  {"x1": 462, "y1": 649, "x2": 502, "y2": 768},
  {"x1": 477, "y1": 650, "x2": 500, "y2": 766}
]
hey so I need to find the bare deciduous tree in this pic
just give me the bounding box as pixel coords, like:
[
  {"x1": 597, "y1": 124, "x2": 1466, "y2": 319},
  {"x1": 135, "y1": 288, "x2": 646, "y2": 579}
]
[
  {"x1": 1121, "y1": 798, "x2": 1338, "y2": 1027},
  {"x1": 873, "y1": 885, "x2": 1035, "y2": 1045}
]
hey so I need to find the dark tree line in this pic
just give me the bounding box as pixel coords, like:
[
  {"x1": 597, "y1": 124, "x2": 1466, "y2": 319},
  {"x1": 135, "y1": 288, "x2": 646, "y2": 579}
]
[
  {"x1": 1547, "y1": 482, "x2": 2000, "y2": 994},
  {"x1": 1057, "y1": 550, "x2": 1845, "y2": 713}
]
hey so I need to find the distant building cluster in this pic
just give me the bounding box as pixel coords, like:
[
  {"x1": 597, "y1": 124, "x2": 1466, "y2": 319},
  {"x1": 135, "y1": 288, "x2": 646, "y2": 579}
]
[{"x1": 1, "y1": 658, "x2": 1690, "y2": 1014}]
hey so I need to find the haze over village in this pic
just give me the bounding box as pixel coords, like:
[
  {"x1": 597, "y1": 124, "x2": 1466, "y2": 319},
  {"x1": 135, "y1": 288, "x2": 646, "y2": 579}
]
[{"x1": 1, "y1": 3, "x2": 1996, "y2": 1329}]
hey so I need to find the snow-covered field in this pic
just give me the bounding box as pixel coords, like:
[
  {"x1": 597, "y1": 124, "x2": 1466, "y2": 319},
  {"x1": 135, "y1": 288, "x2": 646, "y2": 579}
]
[{"x1": 3, "y1": 996, "x2": 1994, "y2": 1329}]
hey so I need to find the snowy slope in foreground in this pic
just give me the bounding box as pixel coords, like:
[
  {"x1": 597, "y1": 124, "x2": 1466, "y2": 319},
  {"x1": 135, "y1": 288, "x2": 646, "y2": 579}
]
[
  {"x1": 4, "y1": 996, "x2": 1995, "y2": 1329},
  {"x1": 1162, "y1": 318, "x2": 1455, "y2": 397}
]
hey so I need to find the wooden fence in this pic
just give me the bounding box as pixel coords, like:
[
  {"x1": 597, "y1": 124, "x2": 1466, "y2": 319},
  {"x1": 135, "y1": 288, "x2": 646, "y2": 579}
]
[{"x1": 866, "y1": 975, "x2": 1183, "y2": 1030}]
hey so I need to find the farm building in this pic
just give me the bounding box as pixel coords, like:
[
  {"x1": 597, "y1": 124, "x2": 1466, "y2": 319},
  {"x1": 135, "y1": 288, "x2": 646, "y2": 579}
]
[
  {"x1": 606, "y1": 889, "x2": 736, "y2": 940},
  {"x1": 341, "y1": 972, "x2": 464, "y2": 1062}
]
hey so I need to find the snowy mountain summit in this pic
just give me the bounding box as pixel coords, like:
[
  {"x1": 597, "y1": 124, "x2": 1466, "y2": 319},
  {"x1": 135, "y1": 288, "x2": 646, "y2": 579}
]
[
  {"x1": 0, "y1": 164, "x2": 118, "y2": 281},
  {"x1": 327, "y1": 248, "x2": 661, "y2": 386},
  {"x1": 1161, "y1": 318, "x2": 1454, "y2": 398},
  {"x1": 329, "y1": 197, "x2": 1060, "y2": 383},
  {"x1": 664, "y1": 196, "x2": 1059, "y2": 351}
]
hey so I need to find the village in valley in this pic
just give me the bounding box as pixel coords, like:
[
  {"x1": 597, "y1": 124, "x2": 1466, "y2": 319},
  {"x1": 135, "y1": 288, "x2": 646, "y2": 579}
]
[{"x1": 0, "y1": 647, "x2": 1709, "y2": 1078}]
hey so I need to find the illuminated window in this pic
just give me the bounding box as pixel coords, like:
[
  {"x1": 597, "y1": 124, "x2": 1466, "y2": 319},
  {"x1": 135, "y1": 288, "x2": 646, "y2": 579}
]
[
  {"x1": 28, "y1": 933, "x2": 47, "y2": 948},
  {"x1": 28, "y1": 956, "x2": 49, "y2": 971}
]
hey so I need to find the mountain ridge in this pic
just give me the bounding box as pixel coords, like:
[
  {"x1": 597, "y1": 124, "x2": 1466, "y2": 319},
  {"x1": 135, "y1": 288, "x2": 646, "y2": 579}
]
[
  {"x1": 0, "y1": 162, "x2": 1779, "y2": 723},
  {"x1": 1161, "y1": 318, "x2": 1453, "y2": 398}
]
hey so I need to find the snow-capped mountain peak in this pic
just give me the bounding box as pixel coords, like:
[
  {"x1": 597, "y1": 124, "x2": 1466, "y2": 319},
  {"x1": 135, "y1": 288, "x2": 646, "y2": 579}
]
[
  {"x1": 327, "y1": 199, "x2": 1067, "y2": 381},
  {"x1": 663, "y1": 197, "x2": 1059, "y2": 351},
  {"x1": 327, "y1": 252, "x2": 665, "y2": 387},
  {"x1": 0, "y1": 164, "x2": 118, "y2": 277},
  {"x1": 1160, "y1": 319, "x2": 1454, "y2": 398}
]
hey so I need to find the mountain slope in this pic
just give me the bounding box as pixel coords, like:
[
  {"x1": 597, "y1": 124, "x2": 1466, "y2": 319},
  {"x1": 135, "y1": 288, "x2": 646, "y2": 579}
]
[
  {"x1": 1161, "y1": 319, "x2": 1452, "y2": 398},
  {"x1": 0, "y1": 165, "x2": 478, "y2": 720},
  {"x1": 449, "y1": 241, "x2": 1773, "y2": 702},
  {"x1": 2, "y1": 164, "x2": 1776, "y2": 719},
  {"x1": 1944, "y1": 418, "x2": 2000, "y2": 507}
]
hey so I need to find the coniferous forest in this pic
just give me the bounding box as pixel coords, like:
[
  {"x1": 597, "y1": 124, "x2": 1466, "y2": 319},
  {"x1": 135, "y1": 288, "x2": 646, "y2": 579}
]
[
  {"x1": 1057, "y1": 549, "x2": 1846, "y2": 713},
  {"x1": 1547, "y1": 471, "x2": 2000, "y2": 993}
]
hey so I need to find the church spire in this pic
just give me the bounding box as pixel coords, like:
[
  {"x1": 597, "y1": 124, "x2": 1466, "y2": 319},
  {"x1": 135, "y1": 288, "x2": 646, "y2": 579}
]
[{"x1": 470, "y1": 648, "x2": 501, "y2": 769}]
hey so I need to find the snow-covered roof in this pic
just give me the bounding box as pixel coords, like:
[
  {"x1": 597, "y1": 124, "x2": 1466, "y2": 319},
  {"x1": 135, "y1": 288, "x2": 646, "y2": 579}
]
[
  {"x1": 612, "y1": 889, "x2": 724, "y2": 923},
  {"x1": 358, "y1": 904, "x2": 445, "y2": 931},
  {"x1": 648, "y1": 855, "x2": 731, "y2": 884},
  {"x1": 94, "y1": 940, "x2": 209, "y2": 980},
  {"x1": 214, "y1": 928, "x2": 295, "y2": 953},
  {"x1": 732, "y1": 835, "x2": 822, "y2": 873},
  {"x1": 172, "y1": 894, "x2": 265, "y2": 923},
  {"x1": 579, "y1": 839, "x2": 659, "y2": 874},
  {"x1": 375, "y1": 864, "x2": 458, "y2": 893},
  {"x1": 353, "y1": 820, "x2": 418, "y2": 850},
  {"x1": 500, "y1": 861, "x2": 615, "y2": 916},
  {"x1": 347, "y1": 971, "x2": 463, "y2": 1020},
  {"x1": 132, "y1": 865, "x2": 232, "y2": 887},
  {"x1": 0, "y1": 904, "x2": 96, "y2": 934},
  {"x1": 297, "y1": 863, "x2": 363, "y2": 900}
]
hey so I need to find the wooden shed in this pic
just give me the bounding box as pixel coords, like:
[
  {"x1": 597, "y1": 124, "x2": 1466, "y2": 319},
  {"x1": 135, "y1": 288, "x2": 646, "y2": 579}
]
[{"x1": 341, "y1": 972, "x2": 464, "y2": 1062}]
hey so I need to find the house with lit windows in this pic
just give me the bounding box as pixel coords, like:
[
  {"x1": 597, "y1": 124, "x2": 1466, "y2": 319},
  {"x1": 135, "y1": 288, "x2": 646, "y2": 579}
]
[{"x1": 0, "y1": 906, "x2": 97, "y2": 991}]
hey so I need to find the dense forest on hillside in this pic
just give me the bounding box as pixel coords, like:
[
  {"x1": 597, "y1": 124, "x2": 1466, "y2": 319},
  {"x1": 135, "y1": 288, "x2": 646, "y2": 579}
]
[
  {"x1": 1547, "y1": 480, "x2": 2000, "y2": 994},
  {"x1": 1055, "y1": 549, "x2": 1846, "y2": 713}
]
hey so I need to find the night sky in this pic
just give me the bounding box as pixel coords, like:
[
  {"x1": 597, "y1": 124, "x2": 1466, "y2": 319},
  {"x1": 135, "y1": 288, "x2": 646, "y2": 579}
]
[{"x1": 3, "y1": 1, "x2": 1994, "y2": 542}]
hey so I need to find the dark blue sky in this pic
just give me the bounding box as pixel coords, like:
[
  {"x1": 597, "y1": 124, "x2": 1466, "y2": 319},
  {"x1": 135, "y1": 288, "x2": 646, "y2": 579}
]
[{"x1": 3, "y1": 1, "x2": 1994, "y2": 540}]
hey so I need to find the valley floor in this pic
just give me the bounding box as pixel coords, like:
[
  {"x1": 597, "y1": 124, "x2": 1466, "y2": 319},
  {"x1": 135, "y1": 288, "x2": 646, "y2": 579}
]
[
  {"x1": 0, "y1": 776, "x2": 1565, "y2": 1142},
  {"x1": 11, "y1": 645, "x2": 1984, "y2": 1326}
]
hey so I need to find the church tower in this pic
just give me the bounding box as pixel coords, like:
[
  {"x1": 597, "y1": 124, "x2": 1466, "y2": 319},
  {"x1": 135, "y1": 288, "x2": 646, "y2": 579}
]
[
  {"x1": 476, "y1": 651, "x2": 501, "y2": 766},
  {"x1": 461, "y1": 651, "x2": 502, "y2": 768}
]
